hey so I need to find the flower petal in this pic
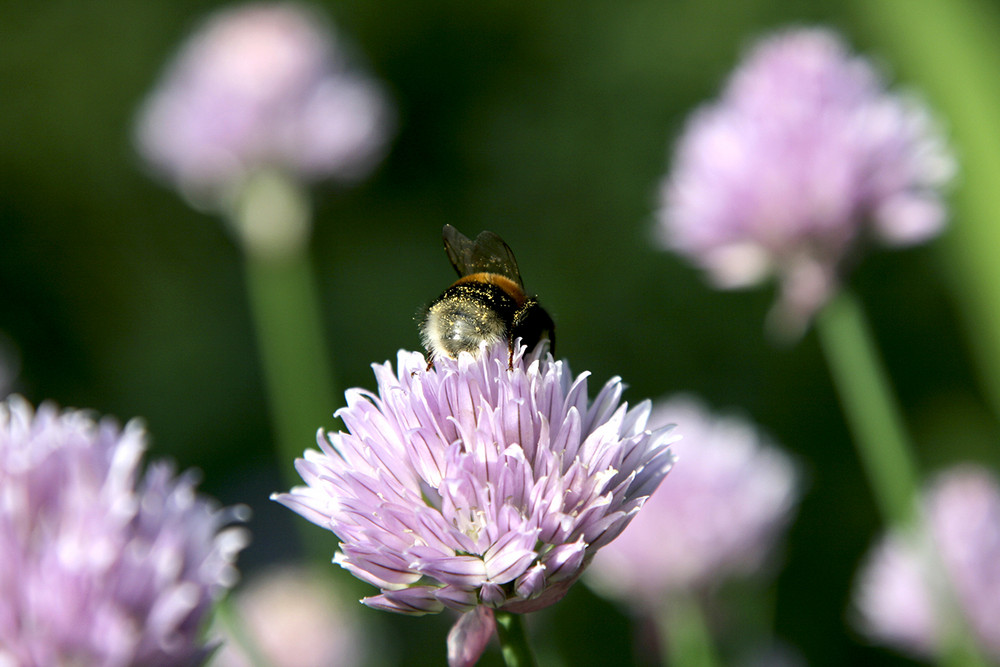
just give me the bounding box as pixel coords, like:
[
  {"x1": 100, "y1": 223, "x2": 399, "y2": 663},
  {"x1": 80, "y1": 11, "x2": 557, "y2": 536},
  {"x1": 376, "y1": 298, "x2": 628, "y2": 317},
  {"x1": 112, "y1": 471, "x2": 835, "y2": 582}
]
[
  {"x1": 362, "y1": 587, "x2": 445, "y2": 615},
  {"x1": 447, "y1": 607, "x2": 495, "y2": 667}
]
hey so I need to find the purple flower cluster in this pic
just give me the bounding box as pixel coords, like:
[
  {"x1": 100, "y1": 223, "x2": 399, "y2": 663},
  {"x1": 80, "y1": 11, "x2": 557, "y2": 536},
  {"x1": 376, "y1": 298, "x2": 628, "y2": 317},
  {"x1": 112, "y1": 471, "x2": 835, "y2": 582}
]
[
  {"x1": 658, "y1": 28, "x2": 954, "y2": 333},
  {"x1": 274, "y1": 342, "x2": 675, "y2": 665},
  {"x1": 854, "y1": 465, "x2": 1000, "y2": 659},
  {"x1": 135, "y1": 3, "x2": 393, "y2": 204},
  {"x1": 587, "y1": 396, "x2": 800, "y2": 607},
  {"x1": 0, "y1": 396, "x2": 248, "y2": 666}
]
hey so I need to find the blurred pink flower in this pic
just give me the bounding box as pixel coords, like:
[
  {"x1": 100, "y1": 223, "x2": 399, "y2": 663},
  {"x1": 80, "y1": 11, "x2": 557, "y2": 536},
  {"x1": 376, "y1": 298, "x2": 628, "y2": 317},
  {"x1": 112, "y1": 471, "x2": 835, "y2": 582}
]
[
  {"x1": 854, "y1": 465, "x2": 1000, "y2": 659},
  {"x1": 657, "y1": 27, "x2": 954, "y2": 334},
  {"x1": 0, "y1": 396, "x2": 248, "y2": 666},
  {"x1": 135, "y1": 3, "x2": 393, "y2": 205},
  {"x1": 587, "y1": 396, "x2": 800, "y2": 607},
  {"x1": 213, "y1": 565, "x2": 365, "y2": 667}
]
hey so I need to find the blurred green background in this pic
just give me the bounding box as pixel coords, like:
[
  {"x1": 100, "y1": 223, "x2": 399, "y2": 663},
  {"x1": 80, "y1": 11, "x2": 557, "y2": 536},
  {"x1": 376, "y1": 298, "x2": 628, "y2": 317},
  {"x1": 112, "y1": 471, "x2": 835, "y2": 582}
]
[{"x1": 3, "y1": 1, "x2": 999, "y2": 665}]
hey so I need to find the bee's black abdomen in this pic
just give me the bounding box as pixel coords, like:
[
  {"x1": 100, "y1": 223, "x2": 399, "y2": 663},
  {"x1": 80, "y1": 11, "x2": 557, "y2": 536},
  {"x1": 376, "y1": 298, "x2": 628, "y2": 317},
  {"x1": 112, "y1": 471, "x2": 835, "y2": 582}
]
[{"x1": 512, "y1": 298, "x2": 555, "y2": 355}]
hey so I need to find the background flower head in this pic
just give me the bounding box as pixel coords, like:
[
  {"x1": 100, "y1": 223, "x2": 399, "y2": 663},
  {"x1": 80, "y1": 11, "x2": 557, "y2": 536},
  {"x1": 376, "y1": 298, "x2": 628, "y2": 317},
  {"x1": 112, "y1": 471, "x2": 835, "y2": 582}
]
[
  {"x1": 587, "y1": 395, "x2": 800, "y2": 608},
  {"x1": 273, "y1": 342, "x2": 676, "y2": 666},
  {"x1": 0, "y1": 396, "x2": 249, "y2": 666},
  {"x1": 657, "y1": 27, "x2": 955, "y2": 334},
  {"x1": 134, "y1": 2, "x2": 394, "y2": 206},
  {"x1": 213, "y1": 565, "x2": 366, "y2": 667},
  {"x1": 853, "y1": 464, "x2": 1000, "y2": 660}
]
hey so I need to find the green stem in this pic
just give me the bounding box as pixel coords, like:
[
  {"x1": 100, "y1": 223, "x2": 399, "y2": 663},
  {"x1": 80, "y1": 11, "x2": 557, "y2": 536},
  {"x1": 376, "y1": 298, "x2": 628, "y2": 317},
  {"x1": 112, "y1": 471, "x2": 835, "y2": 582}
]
[
  {"x1": 659, "y1": 591, "x2": 719, "y2": 667},
  {"x1": 243, "y1": 253, "x2": 338, "y2": 486},
  {"x1": 494, "y1": 611, "x2": 538, "y2": 667},
  {"x1": 814, "y1": 291, "x2": 921, "y2": 528},
  {"x1": 816, "y1": 292, "x2": 990, "y2": 667},
  {"x1": 228, "y1": 171, "x2": 339, "y2": 558}
]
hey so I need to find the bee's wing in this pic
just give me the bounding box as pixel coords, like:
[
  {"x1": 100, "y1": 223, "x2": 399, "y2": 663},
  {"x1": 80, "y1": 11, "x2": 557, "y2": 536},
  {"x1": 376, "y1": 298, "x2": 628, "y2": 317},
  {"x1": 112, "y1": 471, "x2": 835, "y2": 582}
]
[{"x1": 442, "y1": 224, "x2": 524, "y2": 286}]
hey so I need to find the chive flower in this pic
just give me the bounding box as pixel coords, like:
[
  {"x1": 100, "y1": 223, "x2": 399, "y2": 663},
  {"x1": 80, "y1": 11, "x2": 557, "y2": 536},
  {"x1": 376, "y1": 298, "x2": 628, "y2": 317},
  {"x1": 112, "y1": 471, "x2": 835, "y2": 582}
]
[
  {"x1": 273, "y1": 342, "x2": 675, "y2": 666},
  {"x1": 657, "y1": 27, "x2": 954, "y2": 334},
  {"x1": 587, "y1": 396, "x2": 800, "y2": 605},
  {"x1": 854, "y1": 465, "x2": 1000, "y2": 660},
  {"x1": 0, "y1": 396, "x2": 249, "y2": 666},
  {"x1": 213, "y1": 565, "x2": 365, "y2": 667},
  {"x1": 134, "y1": 2, "x2": 393, "y2": 206}
]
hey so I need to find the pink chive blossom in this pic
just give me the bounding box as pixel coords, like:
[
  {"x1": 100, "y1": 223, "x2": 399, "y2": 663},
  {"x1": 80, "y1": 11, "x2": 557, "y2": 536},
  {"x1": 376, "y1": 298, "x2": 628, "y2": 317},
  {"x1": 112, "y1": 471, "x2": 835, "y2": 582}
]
[
  {"x1": 0, "y1": 396, "x2": 249, "y2": 667},
  {"x1": 213, "y1": 565, "x2": 365, "y2": 667},
  {"x1": 854, "y1": 465, "x2": 1000, "y2": 660},
  {"x1": 135, "y1": 2, "x2": 393, "y2": 204},
  {"x1": 657, "y1": 27, "x2": 955, "y2": 334},
  {"x1": 587, "y1": 396, "x2": 800, "y2": 607},
  {"x1": 272, "y1": 342, "x2": 676, "y2": 667}
]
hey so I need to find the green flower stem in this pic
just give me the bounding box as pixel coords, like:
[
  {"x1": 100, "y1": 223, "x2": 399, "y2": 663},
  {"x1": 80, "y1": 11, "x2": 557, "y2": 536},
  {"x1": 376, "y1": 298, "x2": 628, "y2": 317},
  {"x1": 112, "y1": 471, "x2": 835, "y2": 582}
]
[
  {"x1": 243, "y1": 252, "x2": 338, "y2": 485},
  {"x1": 229, "y1": 171, "x2": 338, "y2": 556},
  {"x1": 495, "y1": 611, "x2": 538, "y2": 667},
  {"x1": 815, "y1": 291, "x2": 921, "y2": 528},
  {"x1": 659, "y1": 591, "x2": 719, "y2": 667},
  {"x1": 816, "y1": 291, "x2": 989, "y2": 667}
]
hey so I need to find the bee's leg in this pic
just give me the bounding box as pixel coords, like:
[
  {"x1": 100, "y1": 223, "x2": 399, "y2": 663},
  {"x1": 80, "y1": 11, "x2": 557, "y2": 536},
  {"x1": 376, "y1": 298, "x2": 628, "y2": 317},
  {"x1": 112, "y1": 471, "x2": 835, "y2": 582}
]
[
  {"x1": 413, "y1": 354, "x2": 434, "y2": 375},
  {"x1": 507, "y1": 340, "x2": 515, "y2": 370}
]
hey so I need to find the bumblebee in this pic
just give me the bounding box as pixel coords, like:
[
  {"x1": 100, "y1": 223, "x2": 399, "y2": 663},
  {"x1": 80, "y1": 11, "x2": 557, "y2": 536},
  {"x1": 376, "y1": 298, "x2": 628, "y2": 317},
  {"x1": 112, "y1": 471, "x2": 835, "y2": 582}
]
[{"x1": 419, "y1": 225, "x2": 555, "y2": 364}]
